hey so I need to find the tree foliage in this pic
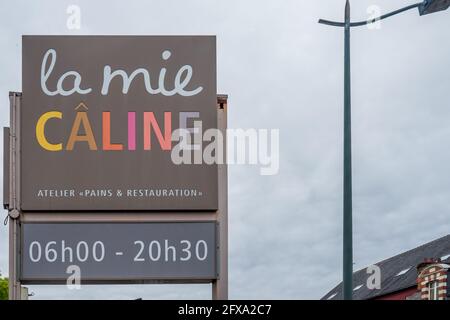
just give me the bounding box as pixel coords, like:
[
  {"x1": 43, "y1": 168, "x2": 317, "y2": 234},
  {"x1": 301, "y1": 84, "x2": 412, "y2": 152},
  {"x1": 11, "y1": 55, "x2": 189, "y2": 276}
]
[{"x1": 0, "y1": 277, "x2": 8, "y2": 300}]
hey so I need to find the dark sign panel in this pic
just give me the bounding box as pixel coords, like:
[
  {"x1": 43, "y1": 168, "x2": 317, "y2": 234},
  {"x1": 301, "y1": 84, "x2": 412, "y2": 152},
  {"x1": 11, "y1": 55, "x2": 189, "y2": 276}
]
[
  {"x1": 21, "y1": 222, "x2": 217, "y2": 282},
  {"x1": 22, "y1": 36, "x2": 217, "y2": 211}
]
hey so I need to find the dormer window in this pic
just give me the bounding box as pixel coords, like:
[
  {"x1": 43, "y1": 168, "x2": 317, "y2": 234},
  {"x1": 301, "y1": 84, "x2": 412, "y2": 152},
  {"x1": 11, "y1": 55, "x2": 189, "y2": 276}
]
[{"x1": 428, "y1": 281, "x2": 439, "y2": 300}]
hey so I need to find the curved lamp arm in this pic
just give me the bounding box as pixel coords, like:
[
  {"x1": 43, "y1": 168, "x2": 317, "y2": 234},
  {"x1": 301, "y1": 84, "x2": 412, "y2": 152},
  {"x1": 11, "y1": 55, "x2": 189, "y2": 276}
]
[{"x1": 318, "y1": 2, "x2": 422, "y2": 27}]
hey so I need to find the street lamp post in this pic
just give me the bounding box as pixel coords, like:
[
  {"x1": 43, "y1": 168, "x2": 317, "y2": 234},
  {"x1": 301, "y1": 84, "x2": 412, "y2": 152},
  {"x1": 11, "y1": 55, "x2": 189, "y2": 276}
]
[
  {"x1": 319, "y1": 0, "x2": 450, "y2": 300},
  {"x1": 342, "y1": 0, "x2": 352, "y2": 302}
]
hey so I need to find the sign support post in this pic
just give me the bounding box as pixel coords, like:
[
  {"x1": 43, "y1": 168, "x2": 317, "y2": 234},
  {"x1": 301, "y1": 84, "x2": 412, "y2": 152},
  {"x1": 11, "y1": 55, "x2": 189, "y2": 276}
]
[
  {"x1": 8, "y1": 219, "x2": 21, "y2": 300},
  {"x1": 8, "y1": 92, "x2": 22, "y2": 300},
  {"x1": 212, "y1": 95, "x2": 228, "y2": 300}
]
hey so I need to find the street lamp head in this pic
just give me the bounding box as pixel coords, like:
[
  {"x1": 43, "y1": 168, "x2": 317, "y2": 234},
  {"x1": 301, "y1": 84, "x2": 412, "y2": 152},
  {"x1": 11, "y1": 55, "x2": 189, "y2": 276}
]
[{"x1": 419, "y1": 0, "x2": 450, "y2": 15}]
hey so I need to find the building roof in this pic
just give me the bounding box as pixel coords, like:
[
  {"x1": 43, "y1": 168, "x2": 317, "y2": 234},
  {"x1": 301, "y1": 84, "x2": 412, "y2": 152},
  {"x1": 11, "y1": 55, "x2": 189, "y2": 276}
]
[{"x1": 322, "y1": 234, "x2": 450, "y2": 300}]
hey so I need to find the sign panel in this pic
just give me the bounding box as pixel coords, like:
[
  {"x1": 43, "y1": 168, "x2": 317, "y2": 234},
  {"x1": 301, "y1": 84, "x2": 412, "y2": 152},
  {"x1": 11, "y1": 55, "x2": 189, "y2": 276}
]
[
  {"x1": 22, "y1": 36, "x2": 217, "y2": 211},
  {"x1": 21, "y1": 222, "x2": 217, "y2": 282}
]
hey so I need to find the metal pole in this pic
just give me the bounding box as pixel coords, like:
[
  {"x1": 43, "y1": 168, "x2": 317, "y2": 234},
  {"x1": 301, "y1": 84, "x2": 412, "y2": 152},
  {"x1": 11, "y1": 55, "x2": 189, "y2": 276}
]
[
  {"x1": 212, "y1": 95, "x2": 228, "y2": 300},
  {"x1": 343, "y1": 0, "x2": 353, "y2": 300},
  {"x1": 8, "y1": 220, "x2": 21, "y2": 300},
  {"x1": 8, "y1": 92, "x2": 22, "y2": 300},
  {"x1": 319, "y1": 0, "x2": 438, "y2": 301}
]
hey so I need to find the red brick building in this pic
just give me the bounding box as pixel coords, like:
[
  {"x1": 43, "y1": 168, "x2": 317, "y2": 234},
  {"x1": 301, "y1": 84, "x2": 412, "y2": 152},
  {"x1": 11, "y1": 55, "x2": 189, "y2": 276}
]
[
  {"x1": 322, "y1": 235, "x2": 450, "y2": 300},
  {"x1": 417, "y1": 259, "x2": 449, "y2": 300}
]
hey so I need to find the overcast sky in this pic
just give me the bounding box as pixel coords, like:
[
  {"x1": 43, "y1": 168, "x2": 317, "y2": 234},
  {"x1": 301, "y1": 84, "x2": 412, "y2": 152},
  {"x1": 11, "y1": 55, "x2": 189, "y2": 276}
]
[{"x1": 0, "y1": 0, "x2": 450, "y2": 299}]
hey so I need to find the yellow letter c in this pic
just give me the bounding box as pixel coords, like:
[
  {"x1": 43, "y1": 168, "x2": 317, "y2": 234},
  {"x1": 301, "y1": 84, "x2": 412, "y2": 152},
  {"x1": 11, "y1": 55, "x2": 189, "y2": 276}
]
[{"x1": 36, "y1": 111, "x2": 62, "y2": 151}]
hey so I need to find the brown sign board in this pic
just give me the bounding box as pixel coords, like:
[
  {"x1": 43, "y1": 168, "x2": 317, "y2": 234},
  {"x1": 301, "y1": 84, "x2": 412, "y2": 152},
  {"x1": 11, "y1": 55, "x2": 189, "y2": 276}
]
[
  {"x1": 21, "y1": 222, "x2": 218, "y2": 283},
  {"x1": 21, "y1": 36, "x2": 217, "y2": 211}
]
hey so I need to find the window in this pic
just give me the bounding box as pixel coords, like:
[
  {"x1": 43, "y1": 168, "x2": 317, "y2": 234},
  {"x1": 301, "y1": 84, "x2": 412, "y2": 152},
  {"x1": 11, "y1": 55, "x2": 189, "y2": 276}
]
[
  {"x1": 395, "y1": 267, "x2": 411, "y2": 276},
  {"x1": 353, "y1": 284, "x2": 363, "y2": 291},
  {"x1": 428, "y1": 281, "x2": 439, "y2": 300},
  {"x1": 441, "y1": 254, "x2": 450, "y2": 261},
  {"x1": 327, "y1": 293, "x2": 337, "y2": 300}
]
